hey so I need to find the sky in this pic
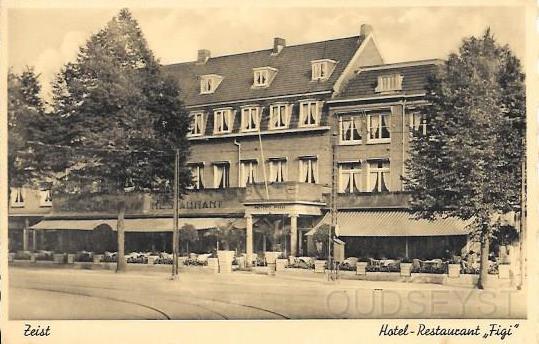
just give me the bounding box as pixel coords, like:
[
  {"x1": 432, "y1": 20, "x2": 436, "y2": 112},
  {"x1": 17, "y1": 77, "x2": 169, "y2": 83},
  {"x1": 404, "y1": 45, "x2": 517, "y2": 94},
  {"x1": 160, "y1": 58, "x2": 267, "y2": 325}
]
[{"x1": 7, "y1": 6, "x2": 526, "y2": 100}]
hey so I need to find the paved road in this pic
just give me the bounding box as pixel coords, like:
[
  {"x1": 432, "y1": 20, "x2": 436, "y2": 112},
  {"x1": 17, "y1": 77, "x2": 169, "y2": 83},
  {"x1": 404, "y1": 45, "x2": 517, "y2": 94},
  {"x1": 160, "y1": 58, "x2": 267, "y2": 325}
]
[{"x1": 9, "y1": 267, "x2": 526, "y2": 319}]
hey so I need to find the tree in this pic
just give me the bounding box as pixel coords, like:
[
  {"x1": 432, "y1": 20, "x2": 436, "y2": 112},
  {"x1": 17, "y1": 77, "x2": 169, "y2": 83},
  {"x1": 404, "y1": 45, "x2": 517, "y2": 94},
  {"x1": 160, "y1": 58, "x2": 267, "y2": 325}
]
[
  {"x1": 8, "y1": 67, "x2": 51, "y2": 189},
  {"x1": 179, "y1": 224, "x2": 199, "y2": 255},
  {"x1": 48, "y1": 8, "x2": 191, "y2": 272},
  {"x1": 404, "y1": 29, "x2": 525, "y2": 289}
]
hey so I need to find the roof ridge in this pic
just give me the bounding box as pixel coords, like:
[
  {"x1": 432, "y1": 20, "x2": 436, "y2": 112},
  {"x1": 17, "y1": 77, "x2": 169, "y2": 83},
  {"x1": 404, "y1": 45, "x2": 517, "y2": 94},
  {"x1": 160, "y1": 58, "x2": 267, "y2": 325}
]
[{"x1": 164, "y1": 35, "x2": 360, "y2": 67}]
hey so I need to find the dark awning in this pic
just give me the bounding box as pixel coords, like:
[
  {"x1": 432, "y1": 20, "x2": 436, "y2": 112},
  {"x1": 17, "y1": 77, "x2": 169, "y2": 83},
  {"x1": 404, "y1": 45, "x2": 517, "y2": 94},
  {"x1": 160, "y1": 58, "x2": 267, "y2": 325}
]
[
  {"x1": 31, "y1": 217, "x2": 245, "y2": 232},
  {"x1": 306, "y1": 211, "x2": 472, "y2": 237}
]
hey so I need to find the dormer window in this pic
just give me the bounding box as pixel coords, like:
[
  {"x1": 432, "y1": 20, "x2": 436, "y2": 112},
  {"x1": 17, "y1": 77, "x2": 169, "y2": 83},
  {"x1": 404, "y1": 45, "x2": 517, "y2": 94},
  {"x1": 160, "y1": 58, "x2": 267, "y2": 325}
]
[
  {"x1": 375, "y1": 74, "x2": 403, "y2": 93},
  {"x1": 200, "y1": 74, "x2": 223, "y2": 94},
  {"x1": 10, "y1": 187, "x2": 25, "y2": 208},
  {"x1": 311, "y1": 59, "x2": 336, "y2": 81},
  {"x1": 40, "y1": 189, "x2": 53, "y2": 207},
  {"x1": 252, "y1": 67, "x2": 277, "y2": 88}
]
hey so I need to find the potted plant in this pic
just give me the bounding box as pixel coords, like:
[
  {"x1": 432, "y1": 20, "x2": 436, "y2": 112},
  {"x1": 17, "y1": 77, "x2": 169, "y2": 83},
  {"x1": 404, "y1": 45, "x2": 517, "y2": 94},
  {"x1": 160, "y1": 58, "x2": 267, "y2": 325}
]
[
  {"x1": 264, "y1": 251, "x2": 282, "y2": 275},
  {"x1": 207, "y1": 252, "x2": 219, "y2": 273},
  {"x1": 314, "y1": 257, "x2": 327, "y2": 273},
  {"x1": 399, "y1": 257, "x2": 413, "y2": 277},
  {"x1": 447, "y1": 256, "x2": 462, "y2": 278},
  {"x1": 497, "y1": 257, "x2": 510, "y2": 279},
  {"x1": 356, "y1": 257, "x2": 369, "y2": 275},
  {"x1": 276, "y1": 253, "x2": 288, "y2": 272}
]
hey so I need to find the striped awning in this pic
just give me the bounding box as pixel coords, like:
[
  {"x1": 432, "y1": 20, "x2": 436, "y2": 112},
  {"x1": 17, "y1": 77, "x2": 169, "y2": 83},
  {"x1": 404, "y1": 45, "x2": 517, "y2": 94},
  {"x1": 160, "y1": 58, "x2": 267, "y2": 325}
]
[
  {"x1": 306, "y1": 211, "x2": 472, "y2": 237},
  {"x1": 31, "y1": 217, "x2": 245, "y2": 232}
]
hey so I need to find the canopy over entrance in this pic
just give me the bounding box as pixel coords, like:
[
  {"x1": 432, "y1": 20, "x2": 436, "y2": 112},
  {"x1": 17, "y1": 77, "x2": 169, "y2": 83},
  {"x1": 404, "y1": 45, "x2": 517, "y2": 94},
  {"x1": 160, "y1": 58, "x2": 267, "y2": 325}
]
[{"x1": 306, "y1": 211, "x2": 472, "y2": 237}]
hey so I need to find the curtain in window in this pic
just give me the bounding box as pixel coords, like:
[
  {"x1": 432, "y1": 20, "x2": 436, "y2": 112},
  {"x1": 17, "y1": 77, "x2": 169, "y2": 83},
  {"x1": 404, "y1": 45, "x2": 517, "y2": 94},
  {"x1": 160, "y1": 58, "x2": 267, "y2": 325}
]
[
  {"x1": 215, "y1": 166, "x2": 224, "y2": 188},
  {"x1": 223, "y1": 111, "x2": 230, "y2": 132},
  {"x1": 279, "y1": 161, "x2": 287, "y2": 182},
  {"x1": 380, "y1": 171, "x2": 389, "y2": 192},
  {"x1": 198, "y1": 167, "x2": 205, "y2": 189},
  {"x1": 352, "y1": 172, "x2": 361, "y2": 192},
  {"x1": 250, "y1": 110, "x2": 257, "y2": 129},
  {"x1": 309, "y1": 103, "x2": 317, "y2": 124},
  {"x1": 342, "y1": 119, "x2": 352, "y2": 141},
  {"x1": 370, "y1": 171, "x2": 379, "y2": 192},
  {"x1": 381, "y1": 115, "x2": 390, "y2": 138},
  {"x1": 339, "y1": 169, "x2": 350, "y2": 193},
  {"x1": 353, "y1": 117, "x2": 362, "y2": 140},
  {"x1": 370, "y1": 115, "x2": 380, "y2": 139}
]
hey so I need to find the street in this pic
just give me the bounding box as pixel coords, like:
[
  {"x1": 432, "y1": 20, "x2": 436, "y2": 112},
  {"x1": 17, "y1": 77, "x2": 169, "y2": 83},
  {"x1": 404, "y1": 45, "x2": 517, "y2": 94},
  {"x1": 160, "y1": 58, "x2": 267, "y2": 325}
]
[{"x1": 9, "y1": 267, "x2": 526, "y2": 320}]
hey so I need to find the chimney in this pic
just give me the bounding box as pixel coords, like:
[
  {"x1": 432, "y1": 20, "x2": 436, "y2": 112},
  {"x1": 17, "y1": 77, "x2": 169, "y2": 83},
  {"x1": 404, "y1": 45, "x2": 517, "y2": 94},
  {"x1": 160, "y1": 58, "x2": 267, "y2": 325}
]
[
  {"x1": 360, "y1": 24, "x2": 373, "y2": 38},
  {"x1": 272, "y1": 37, "x2": 286, "y2": 55},
  {"x1": 197, "y1": 49, "x2": 211, "y2": 64}
]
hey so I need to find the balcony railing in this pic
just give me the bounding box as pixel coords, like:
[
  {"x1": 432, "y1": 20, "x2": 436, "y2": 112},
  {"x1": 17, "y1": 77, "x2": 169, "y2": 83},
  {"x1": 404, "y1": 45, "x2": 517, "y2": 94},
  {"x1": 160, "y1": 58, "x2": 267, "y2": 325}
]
[
  {"x1": 245, "y1": 182, "x2": 326, "y2": 203},
  {"x1": 333, "y1": 192, "x2": 411, "y2": 209}
]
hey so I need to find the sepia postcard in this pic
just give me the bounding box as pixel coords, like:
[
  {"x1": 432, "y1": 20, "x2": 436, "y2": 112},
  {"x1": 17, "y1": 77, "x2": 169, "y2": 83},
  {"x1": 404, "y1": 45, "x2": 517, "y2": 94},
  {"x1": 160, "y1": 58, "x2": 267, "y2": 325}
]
[{"x1": 1, "y1": 0, "x2": 537, "y2": 343}]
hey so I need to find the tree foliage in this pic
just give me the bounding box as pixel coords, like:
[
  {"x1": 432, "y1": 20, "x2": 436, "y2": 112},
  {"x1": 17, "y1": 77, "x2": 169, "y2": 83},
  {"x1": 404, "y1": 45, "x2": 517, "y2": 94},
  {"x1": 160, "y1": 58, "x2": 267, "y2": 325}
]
[
  {"x1": 49, "y1": 8, "x2": 191, "y2": 194},
  {"x1": 403, "y1": 29, "x2": 525, "y2": 288},
  {"x1": 8, "y1": 67, "x2": 51, "y2": 188}
]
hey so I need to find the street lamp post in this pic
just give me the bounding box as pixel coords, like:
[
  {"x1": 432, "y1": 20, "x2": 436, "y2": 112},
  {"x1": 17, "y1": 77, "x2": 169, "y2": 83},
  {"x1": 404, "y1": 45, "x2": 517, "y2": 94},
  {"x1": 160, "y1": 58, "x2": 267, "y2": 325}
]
[{"x1": 171, "y1": 148, "x2": 180, "y2": 279}]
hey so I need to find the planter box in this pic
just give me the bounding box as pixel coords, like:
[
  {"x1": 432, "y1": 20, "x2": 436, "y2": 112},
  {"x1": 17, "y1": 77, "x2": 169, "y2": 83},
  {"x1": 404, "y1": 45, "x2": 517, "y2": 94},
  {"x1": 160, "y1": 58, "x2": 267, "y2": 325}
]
[
  {"x1": 236, "y1": 256, "x2": 246, "y2": 269},
  {"x1": 447, "y1": 264, "x2": 461, "y2": 278},
  {"x1": 53, "y1": 254, "x2": 66, "y2": 264},
  {"x1": 67, "y1": 254, "x2": 75, "y2": 264},
  {"x1": 264, "y1": 252, "x2": 282, "y2": 265},
  {"x1": 356, "y1": 262, "x2": 368, "y2": 275},
  {"x1": 147, "y1": 256, "x2": 157, "y2": 265},
  {"x1": 93, "y1": 254, "x2": 104, "y2": 263},
  {"x1": 276, "y1": 258, "x2": 288, "y2": 271},
  {"x1": 498, "y1": 264, "x2": 510, "y2": 279},
  {"x1": 288, "y1": 256, "x2": 296, "y2": 265},
  {"x1": 217, "y1": 251, "x2": 234, "y2": 273},
  {"x1": 314, "y1": 260, "x2": 326, "y2": 273},
  {"x1": 207, "y1": 258, "x2": 219, "y2": 273},
  {"x1": 178, "y1": 257, "x2": 187, "y2": 266},
  {"x1": 400, "y1": 263, "x2": 412, "y2": 277},
  {"x1": 30, "y1": 253, "x2": 36, "y2": 263},
  {"x1": 8, "y1": 253, "x2": 15, "y2": 262}
]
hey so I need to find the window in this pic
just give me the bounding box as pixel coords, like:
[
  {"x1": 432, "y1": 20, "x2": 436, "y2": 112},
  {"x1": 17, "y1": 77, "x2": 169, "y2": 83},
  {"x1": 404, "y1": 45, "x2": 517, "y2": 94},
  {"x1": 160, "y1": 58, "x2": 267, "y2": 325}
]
[
  {"x1": 10, "y1": 187, "x2": 25, "y2": 208},
  {"x1": 368, "y1": 113, "x2": 391, "y2": 142},
  {"x1": 269, "y1": 104, "x2": 290, "y2": 129},
  {"x1": 213, "y1": 163, "x2": 230, "y2": 189},
  {"x1": 188, "y1": 164, "x2": 205, "y2": 190},
  {"x1": 200, "y1": 74, "x2": 223, "y2": 94},
  {"x1": 338, "y1": 162, "x2": 361, "y2": 193},
  {"x1": 339, "y1": 115, "x2": 362, "y2": 143},
  {"x1": 40, "y1": 189, "x2": 53, "y2": 207},
  {"x1": 368, "y1": 161, "x2": 390, "y2": 193},
  {"x1": 299, "y1": 101, "x2": 321, "y2": 127},
  {"x1": 240, "y1": 160, "x2": 257, "y2": 187},
  {"x1": 299, "y1": 157, "x2": 318, "y2": 184},
  {"x1": 252, "y1": 67, "x2": 277, "y2": 88},
  {"x1": 189, "y1": 112, "x2": 205, "y2": 136},
  {"x1": 375, "y1": 74, "x2": 403, "y2": 93},
  {"x1": 410, "y1": 112, "x2": 427, "y2": 136},
  {"x1": 268, "y1": 158, "x2": 287, "y2": 183},
  {"x1": 311, "y1": 59, "x2": 336, "y2": 81},
  {"x1": 213, "y1": 109, "x2": 233, "y2": 134},
  {"x1": 241, "y1": 107, "x2": 260, "y2": 132}
]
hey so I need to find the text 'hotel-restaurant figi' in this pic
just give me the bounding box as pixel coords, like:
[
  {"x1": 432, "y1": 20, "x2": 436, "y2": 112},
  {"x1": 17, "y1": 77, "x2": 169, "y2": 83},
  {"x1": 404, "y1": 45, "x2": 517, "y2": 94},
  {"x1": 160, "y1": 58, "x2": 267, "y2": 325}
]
[{"x1": 11, "y1": 24, "x2": 511, "y2": 262}]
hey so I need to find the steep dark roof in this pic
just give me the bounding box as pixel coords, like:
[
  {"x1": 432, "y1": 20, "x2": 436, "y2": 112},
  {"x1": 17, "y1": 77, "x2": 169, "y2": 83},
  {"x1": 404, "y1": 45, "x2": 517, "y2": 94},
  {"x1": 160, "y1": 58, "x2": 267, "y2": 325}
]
[
  {"x1": 336, "y1": 60, "x2": 443, "y2": 100},
  {"x1": 163, "y1": 36, "x2": 364, "y2": 107}
]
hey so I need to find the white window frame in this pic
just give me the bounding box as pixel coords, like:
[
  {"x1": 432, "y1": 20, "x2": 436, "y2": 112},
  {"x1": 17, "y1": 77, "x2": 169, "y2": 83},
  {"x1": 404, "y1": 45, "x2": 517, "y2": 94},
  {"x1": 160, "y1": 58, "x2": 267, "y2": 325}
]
[
  {"x1": 298, "y1": 157, "x2": 318, "y2": 184},
  {"x1": 367, "y1": 160, "x2": 390, "y2": 193},
  {"x1": 40, "y1": 189, "x2": 53, "y2": 207},
  {"x1": 200, "y1": 74, "x2": 223, "y2": 94},
  {"x1": 298, "y1": 100, "x2": 321, "y2": 127},
  {"x1": 311, "y1": 59, "x2": 336, "y2": 81},
  {"x1": 338, "y1": 162, "x2": 362, "y2": 194},
  {"x1": 240, "y1": 106, "x2": 261, "y2": 132},
  {"x1": 10, "y1": 187, "x2": 25, "y2": 208},
  {"x1": 375, "y1": 74, "x2": 403, "y2": 93},
  {"x1": 269, "y1": 104, "x2": 291, "y2": 130},
  {"x1": 213, "y1": 162, "x2": 230, "y2": 189},
  {"x1": 188, "y1": 112, "x2": 205, "y2": 137},
  {"x1": 367, "y1": 113, "x2": 391, "y2": 144},
  {"x1": 213, "y1": 108, "x2": 233, "y2": 134},
  {"x1": 339, "y1": 115, "x2": 362, "y2": 145},
  {"x1": 409, "y1": 112, "x2": 427, "y2": 136},
  {"x1": 252, "y1": 67, "x2": 277, "y2": 88},
  {"x1": 240, "y1": 160, "x2": 258, "y2": 187},
  {"x1": 268, "y1": 158, "x2": 288, "y2": 183},
  {"x1": 188, "y1": 164, "x2": 205, "y2": 190}
]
